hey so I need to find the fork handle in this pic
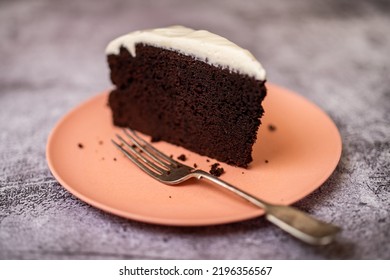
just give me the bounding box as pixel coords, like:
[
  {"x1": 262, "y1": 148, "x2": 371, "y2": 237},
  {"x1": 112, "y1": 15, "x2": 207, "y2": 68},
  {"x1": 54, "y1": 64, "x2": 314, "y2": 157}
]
[{"x1": 193, "y1": 170, "x2": 341, "y2": 245}]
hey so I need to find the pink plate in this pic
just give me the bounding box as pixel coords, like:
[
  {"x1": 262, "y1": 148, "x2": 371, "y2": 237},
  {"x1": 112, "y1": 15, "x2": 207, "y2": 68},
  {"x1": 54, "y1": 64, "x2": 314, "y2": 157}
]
[{"x1": 46, "y1": 84, "x2": 342, "y2": 226}]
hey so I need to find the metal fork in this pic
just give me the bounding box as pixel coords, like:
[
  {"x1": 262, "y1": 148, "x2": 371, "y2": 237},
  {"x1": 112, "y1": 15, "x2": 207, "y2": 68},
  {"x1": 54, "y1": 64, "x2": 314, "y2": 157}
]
[{"x1": 112, "y1": 128, "x2": 341, "y2": 245}]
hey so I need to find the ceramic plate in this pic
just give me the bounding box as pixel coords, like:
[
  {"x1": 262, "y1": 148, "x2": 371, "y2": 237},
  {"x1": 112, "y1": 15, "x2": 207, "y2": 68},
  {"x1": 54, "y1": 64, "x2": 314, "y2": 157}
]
[{"x1": 46, "y1": 84, "x2": 342, "y2": 226}]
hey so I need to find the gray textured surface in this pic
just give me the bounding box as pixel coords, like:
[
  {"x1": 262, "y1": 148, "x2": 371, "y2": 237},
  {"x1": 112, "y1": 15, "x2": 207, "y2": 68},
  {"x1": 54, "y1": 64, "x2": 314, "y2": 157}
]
[{"x1": 0, "y1": 0, "x2": 389, "y2": 259}]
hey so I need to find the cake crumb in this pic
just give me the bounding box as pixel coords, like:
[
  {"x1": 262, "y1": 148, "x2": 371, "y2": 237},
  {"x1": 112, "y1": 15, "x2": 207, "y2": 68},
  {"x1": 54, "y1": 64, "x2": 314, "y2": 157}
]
[
  {"x1": 177, "y1": 154, "x2": 187, "y2": 161},
  {"x1": 113, "y1": 158, "x2": 117, "y2": 161},
  {"x1": 98, "y1": 140, "x2": 104, "y2": 145},
  {"x1": 169, "y1": 196, "x2": 172, "y2": 199},
  {"x1": 210, "y1": 163, "x2": 224, "y2": 177},
  {"x1": 268, "y1": 124, "x2": 277, "y2": 132},
  {"x1": 151, "y1": 136, "x2": 161, "y2": 143},
  {"x1": 265, "y1": 160, "x2": 269, "y2": 164},
  {"x1": 78, "y1": 143, "x2": 84, "y2": 149}
]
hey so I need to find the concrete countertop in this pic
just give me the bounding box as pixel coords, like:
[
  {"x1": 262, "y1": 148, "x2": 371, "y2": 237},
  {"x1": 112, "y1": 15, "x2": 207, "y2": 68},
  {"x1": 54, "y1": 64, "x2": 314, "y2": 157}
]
[{"x1": 0, "y1": 0, "x2": 389, "y2": 259}]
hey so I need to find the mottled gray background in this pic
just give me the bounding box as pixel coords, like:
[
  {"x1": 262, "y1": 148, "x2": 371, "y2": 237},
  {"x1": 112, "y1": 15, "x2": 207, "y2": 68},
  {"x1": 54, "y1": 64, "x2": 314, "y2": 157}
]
[{"x1": 0, "y1": 0, "x2": 389, "y2": 259}]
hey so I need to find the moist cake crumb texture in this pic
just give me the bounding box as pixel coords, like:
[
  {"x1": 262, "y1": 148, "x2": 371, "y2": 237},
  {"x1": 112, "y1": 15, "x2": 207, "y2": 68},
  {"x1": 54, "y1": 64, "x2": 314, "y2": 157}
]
[{"x1": 107, "y1": 26, "x2": 267, "y2": 167}]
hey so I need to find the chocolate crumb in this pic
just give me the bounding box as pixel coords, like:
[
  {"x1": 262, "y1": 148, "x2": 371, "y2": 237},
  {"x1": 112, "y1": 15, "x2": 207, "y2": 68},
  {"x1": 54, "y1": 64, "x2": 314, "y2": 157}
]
[
  {"x1": 210, "y1": 163, "x2": 224, "y2": 177},
  {"x1": 193, "y1": 163, "x2": 198, "y2": 168},
  {"x1": 265, "y1": 160, "x2": 269, "y2": 163},
  {"x1": 268, "y1": 124, "x2": 277, "y2": 132},
  {"x1": 151, "y1": 136, "x2": 161, "y2": 142},
  {"x1": 177, "y1": 154, "x2": 187, "y2": 161},
  {"x1": 113, "y1": 158, "x2": 117, "y2": 161},
  {"x1": 98, "y1": 140, "x2": 104, "y2": 145},
  {"x1": 206, "y1": 159, "x2": 210, "y2": 162},
  {"x1": 78, "y1": 143, "x2": 84, "y2": 149},
  {"x1": 242, "y1": 171, "x2": 245, "y2": 174}
]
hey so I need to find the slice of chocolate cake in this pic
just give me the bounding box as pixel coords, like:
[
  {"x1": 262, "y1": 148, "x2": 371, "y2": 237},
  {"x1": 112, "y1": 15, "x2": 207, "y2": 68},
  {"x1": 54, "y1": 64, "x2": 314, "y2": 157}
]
[{"x1": 106, "y1": 26, "x2": 267, "y2": 167}]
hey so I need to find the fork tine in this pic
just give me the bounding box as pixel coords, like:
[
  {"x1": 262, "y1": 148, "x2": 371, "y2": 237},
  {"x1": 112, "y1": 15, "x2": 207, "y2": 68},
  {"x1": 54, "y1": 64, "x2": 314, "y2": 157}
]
[
  {"x1": 122, "y1": 129, "x2": 171, "y2": 169},
  {"x1": 124, "y1": 128, "x2": 181, "y2": 167},
  {"x1": 115, "y1": 134, "x2": 167, "y2": 174},
  {"x1": 111, "y1": 139, "x2": 162, "y2": 177}
]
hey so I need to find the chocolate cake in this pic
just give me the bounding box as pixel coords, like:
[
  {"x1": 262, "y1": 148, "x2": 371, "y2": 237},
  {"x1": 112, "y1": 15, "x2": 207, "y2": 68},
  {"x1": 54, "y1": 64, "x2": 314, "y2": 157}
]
[{"x1": 106, "y1": 26, "x2": 267, "y2": 167}]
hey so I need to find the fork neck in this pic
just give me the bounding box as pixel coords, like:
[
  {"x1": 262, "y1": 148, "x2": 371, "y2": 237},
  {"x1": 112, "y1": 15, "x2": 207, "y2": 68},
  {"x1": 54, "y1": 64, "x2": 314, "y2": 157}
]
[{"x1": 190, "y1": 170, "x2": 269, "y2": 210}]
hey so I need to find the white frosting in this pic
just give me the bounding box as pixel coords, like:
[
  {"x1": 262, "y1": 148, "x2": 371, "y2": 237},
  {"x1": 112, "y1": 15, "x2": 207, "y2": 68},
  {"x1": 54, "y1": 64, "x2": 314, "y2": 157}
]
[{"x1": 105, "y1": 26, "x2": 266, "y2": 81}]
